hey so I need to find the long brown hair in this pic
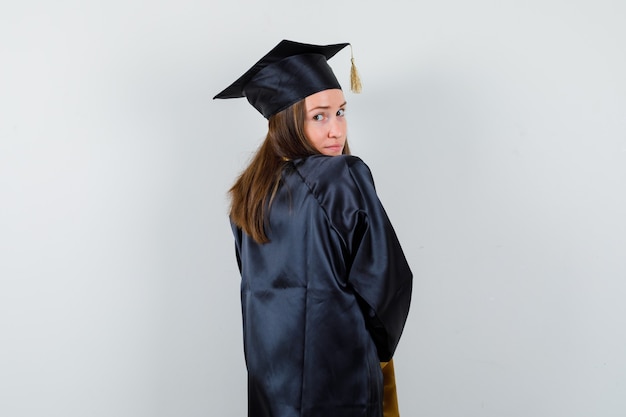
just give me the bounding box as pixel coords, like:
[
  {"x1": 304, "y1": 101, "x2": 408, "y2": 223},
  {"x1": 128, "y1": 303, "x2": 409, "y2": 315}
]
[{"x1": 229, "y1": 98, "x2": 350, "y2": 243}]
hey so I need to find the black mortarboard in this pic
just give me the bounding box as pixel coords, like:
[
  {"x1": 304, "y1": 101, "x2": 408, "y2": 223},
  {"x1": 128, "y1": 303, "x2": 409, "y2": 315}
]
[{"x1": 214, "y1": 40, "x2": 354, "y2": 119}]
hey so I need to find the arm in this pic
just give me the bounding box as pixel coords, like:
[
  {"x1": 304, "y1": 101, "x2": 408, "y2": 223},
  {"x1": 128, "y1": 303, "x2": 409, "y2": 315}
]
[{"x1": 345, "y1": 158, "x2": 413, "y2": 361}]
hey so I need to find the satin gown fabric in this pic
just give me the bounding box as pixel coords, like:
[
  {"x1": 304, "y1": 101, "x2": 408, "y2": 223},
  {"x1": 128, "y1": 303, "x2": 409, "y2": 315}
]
[{"x1": 232, "y1": 155, "x2": 413, "y2": 417}]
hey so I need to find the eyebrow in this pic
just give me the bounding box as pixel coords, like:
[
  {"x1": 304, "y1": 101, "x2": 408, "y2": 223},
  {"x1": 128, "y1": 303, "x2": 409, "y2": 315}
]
[{"x1": 307, "y1": 101, "x2": 347, "y2": 113}]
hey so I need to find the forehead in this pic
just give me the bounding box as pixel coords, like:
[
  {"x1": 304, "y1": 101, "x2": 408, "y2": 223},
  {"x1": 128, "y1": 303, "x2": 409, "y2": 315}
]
[{"x1": 305, "y1": 89, "x2": 345, "y2": 109}]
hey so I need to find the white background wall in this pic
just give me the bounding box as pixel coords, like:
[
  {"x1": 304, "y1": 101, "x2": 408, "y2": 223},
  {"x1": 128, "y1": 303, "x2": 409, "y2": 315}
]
[{"x1": 1, "y1": 1, "x2": 625, "y2": 416}]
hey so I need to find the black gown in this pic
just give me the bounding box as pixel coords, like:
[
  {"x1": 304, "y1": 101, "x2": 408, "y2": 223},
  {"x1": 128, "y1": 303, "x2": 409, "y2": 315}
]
[{"x1": 231, "y1": 155, "x2": 413, "y2": 417}]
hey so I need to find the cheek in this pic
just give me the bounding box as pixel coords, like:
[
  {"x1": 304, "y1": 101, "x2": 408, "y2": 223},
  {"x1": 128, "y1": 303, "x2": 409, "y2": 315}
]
[
  {"x1": 303, "y1": 123, "x2": 312, "y2": 140},
  {"x1": 304, "y1": 125, "x2": 321, "y2": 144}
]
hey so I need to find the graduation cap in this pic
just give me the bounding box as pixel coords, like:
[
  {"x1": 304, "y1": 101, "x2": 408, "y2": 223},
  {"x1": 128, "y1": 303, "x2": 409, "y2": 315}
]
[{"x1": 214, "y1": 40, "x2": 361, "y2": 119}]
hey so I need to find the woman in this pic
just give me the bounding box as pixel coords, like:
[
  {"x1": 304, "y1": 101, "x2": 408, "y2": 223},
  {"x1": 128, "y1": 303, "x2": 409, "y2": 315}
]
[{"x1": 215, "y1": 40, "x2": 412, "y2": 417}]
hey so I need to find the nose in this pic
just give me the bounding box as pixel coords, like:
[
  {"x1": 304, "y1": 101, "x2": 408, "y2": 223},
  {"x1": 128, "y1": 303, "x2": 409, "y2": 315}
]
[{"x1": 328, "y1": 117, "x2": 343, "y2": 138}]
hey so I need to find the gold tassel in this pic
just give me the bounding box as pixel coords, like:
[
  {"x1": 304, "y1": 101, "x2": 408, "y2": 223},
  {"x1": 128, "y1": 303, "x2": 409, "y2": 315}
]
[{"x1": 350, "y1": 44, "x2": 362, "y2": 93}]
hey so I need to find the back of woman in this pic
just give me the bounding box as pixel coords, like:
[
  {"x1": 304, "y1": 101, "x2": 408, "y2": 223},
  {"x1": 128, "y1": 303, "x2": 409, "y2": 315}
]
[{"x1": 216, "y1": 40, "x2": 413, "y2": 417}]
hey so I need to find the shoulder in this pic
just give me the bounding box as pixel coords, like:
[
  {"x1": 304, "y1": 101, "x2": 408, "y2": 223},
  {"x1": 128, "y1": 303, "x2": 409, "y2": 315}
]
[
  {"x1": 291, "y1": 155, "x2": 377, "y2": 208},
  {"x1": 293, "y1": 155, "x2": 375, "y2": 189}
]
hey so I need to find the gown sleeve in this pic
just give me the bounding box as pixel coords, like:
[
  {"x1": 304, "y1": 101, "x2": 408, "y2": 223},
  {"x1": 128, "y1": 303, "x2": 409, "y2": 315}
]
[
  {"x1": 231, "y1": 220, "x2": 243, "y2": 273},
  {"x1": 343, "y1": 157, "x2": 413, "y2": 362}
]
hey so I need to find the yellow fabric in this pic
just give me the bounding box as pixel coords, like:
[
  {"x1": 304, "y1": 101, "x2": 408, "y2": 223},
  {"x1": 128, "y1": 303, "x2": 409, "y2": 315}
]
[{"x1": 380, "y1": 359, "x2": 400, "y2": 417}]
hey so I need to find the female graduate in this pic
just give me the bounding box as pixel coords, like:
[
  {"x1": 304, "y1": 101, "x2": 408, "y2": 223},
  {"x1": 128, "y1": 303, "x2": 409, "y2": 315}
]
[{"x1": 214, "y1": 40, "x2": 412, "y2": 417}]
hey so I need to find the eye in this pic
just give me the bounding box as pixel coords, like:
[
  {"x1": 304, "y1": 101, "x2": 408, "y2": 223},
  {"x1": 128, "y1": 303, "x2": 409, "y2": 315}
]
[
  {"x1": 337, "y1": 108, "x2": 346, "y2": 117},
  {"x1": 313, "y1": 114, "x2": 324, "y2": 121}
]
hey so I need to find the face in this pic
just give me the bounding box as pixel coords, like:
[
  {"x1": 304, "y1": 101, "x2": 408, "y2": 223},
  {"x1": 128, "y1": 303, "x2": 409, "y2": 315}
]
[{"x1": 303, "y1": 89, "x2": 347, "y2": 156}]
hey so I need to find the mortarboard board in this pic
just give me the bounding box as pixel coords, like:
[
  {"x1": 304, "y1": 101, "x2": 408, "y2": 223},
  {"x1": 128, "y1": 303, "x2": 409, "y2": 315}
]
[{"x1": 214, "y1": 40, "x2": 357, "y2": 119}]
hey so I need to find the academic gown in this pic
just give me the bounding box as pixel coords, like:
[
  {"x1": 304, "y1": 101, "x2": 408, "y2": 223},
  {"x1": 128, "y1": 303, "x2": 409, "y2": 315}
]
[{"x1": 232, "y1": 155, "x2": 413, "y2": 417}]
